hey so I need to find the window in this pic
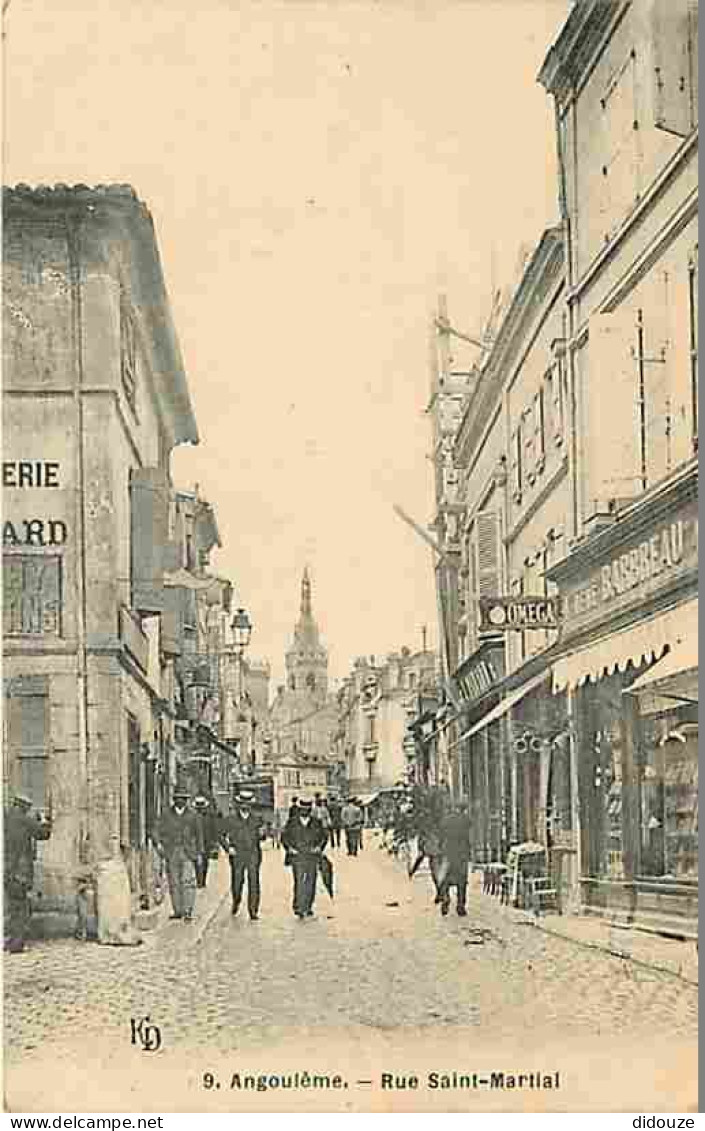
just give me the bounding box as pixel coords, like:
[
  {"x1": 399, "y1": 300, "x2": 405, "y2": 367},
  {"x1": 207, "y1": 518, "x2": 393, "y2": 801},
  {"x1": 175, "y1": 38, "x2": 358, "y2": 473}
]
[
  {"x1": 523, "y1": 407, "x2": 536, "y2": 485},
  {"x1": 120, "y1": 293, "x2": 138, "y2": 415},
  {"x1": 648, "y1": 0, "x2": 699, "y2": 137},
  {"x1": 599, "y1": 50, "x2": 641, "y2": 241},
  {"x1": 546, "y1": 341, "x2": 567, "y2": 448},
  {"x1": 533, "y1": 388, "x2": 545, "y2": 474},
  {"x1": 466, "y1": 510, "x2": 504, "y2": 656},
  {"x1": 688, "y1": 246, "x2": 698, "y2": 450},
  {"x1": 127, "y1": 713, "x2": 142, "y2": 848},
  {"x1": 6, "y1": 689, "x2": 50, "y2": 809}
]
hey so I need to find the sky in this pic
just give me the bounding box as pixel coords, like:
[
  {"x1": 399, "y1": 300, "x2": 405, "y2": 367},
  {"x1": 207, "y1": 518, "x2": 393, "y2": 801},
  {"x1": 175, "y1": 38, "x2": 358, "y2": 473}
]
[{"x1": 4, "y1": 0, "x2": 570, "y2": 686}]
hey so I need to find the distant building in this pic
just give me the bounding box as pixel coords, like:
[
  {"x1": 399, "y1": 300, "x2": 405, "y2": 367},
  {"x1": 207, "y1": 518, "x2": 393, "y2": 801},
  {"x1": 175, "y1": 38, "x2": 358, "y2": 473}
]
[
  {"x1": 335, "y1": 647, "x2": 440, "y2": 801},
  {"x1": 265, "y1": 569, "x2": 337, "y2": 809}
]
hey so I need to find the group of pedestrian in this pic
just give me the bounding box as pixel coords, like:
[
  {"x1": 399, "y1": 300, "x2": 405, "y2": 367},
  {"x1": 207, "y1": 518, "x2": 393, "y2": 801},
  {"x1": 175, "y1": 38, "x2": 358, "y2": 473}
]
[{"x1": 390, "y1": 789, "x2": 472, "y2": 919}]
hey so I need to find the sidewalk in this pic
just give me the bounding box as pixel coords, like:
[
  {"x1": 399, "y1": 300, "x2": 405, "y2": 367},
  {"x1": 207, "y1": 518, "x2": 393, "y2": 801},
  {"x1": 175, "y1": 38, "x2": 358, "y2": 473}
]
[{"x1": 514, "y1": 908, "x2": 699, "y2": 985}]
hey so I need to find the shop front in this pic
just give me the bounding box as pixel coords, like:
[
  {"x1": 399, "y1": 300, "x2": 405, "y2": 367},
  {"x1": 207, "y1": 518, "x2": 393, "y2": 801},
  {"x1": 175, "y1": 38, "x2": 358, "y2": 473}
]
[{"x1": 549, "y1": 463, "x2": 698, "y2": 935}]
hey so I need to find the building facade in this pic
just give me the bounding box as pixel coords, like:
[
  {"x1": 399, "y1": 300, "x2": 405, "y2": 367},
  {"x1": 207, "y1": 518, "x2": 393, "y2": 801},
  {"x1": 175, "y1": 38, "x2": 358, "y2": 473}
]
[
  {"x1": 335, "y1": 647, "x2": 440, "y2": 800},
  {"x1": 428, "y1": 0, "x2": 698, "y2": 933},
  {"x1": 539, "y1": 0, "x2": 698, "y2": 931},
  {"x1": 1, "y1": 185, "x2": 230, "y2": 932}
]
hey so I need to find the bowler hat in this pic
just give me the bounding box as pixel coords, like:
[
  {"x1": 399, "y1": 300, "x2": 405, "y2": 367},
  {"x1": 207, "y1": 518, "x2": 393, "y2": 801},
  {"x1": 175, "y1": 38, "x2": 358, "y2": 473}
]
[
  {"x1": 298, "y1": 798, "x2": 313, "y2": 810},
  {"x1": 237, "y1": 789, "x2": 256, "y2": 804}
]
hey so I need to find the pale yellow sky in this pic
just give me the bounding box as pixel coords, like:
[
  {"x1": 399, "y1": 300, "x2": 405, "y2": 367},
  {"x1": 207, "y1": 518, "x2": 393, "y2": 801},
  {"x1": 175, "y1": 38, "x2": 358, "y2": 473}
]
[{"x1": 4, "y1": 0, "x2": 570, "y2": 685}]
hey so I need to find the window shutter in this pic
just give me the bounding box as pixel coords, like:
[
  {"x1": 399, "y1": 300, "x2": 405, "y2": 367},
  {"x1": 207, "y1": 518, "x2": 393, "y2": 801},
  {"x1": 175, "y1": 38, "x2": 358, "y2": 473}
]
[
  {"x1": 587, "y1": 313, "x2": 642, "y2": 505},
  {"x1": 130, "y1": 467, "x2": 169, "y2": 614},
  {"x1": 161, "y1": 587, "x2": 185, "y2": 656},
  {"x1": 475, "y1": 510, "x2": 503, "y2": 598},
  {"x1": 533, "y1": 388, "x2": 545, "y2": 470},
  {"x1": 524, "y1": 407, "x2": 536, "y2": 484},
  {"x1": 510, "y1": 425, "x2": 522, "y2": 502},
  {"x1": 648, "y1": 0, "x2": 695, "y2": 137}
]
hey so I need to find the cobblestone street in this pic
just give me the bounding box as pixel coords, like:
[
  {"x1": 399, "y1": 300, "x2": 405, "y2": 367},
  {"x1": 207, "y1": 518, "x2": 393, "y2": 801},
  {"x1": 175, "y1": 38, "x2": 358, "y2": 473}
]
[{"x1": 5, "y1": 840, "x2": 698, "y2": 1113}]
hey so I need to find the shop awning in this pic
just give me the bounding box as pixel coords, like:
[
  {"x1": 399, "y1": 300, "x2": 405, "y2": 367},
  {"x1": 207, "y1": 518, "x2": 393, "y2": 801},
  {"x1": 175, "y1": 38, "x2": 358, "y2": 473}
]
[
  {"x1": 552, "y1": 599, "x2": 697, "y2": 693},
  {"x1": 623, "y1": 625, "x2": 698, "y2": 712},
  {"x1": 449, "y1": 671, "x2": 551, "y2": 749}
]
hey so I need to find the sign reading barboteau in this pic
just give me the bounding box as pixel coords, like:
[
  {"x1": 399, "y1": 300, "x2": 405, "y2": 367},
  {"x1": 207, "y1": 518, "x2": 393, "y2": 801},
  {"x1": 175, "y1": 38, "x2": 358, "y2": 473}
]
[{"x1": 553, "y1": 491, "x2": 698, "y2": 639}]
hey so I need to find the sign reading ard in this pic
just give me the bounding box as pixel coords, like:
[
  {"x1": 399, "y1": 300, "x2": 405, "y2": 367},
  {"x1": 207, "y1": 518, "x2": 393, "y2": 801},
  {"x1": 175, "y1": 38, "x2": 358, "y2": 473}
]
[{"x1": 479, "y1": 595, "x2": 560, "y2": 633}]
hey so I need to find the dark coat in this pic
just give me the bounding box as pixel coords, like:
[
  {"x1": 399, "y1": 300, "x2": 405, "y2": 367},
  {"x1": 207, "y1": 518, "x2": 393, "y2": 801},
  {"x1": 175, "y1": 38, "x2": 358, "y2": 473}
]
[
  {"x1": 220, "y1": 811, "x2": 263, "y2": 860},
  {"x1": 281, "y1": 814, "x2": 328, "y2": 856},
  {"x1": 4, "y1": 806, "x2": 51, "y2": 888},
  {"x1": 158, "y1": 807, "x2": 203, "y2": 860},
  {"x1": 439, "y1": 812, "x2": 472, "y2": 863}
]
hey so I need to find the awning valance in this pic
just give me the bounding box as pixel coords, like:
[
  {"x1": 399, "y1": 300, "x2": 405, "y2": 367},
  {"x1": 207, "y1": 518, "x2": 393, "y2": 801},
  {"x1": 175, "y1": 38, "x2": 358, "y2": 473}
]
[
  {"x1": 624, "y1": 623, "x2": 698, "y2": 712},
  {"x1": 449, "y1": 671, "x2": 550, "y2": 749},
  {"x1": 552, "y1": 598, "x2": 698, "y2": 693}
]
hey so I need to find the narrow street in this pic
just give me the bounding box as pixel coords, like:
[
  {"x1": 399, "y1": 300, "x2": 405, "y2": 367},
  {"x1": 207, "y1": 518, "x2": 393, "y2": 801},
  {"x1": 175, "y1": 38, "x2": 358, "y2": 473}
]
[{"x1": 5, "y1": 839, "x2": 698, "y2": 1113}]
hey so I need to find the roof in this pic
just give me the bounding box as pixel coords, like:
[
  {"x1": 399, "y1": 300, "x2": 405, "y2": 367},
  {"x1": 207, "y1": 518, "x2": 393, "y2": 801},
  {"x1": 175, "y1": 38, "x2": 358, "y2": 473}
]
[{"x1": 3, "y1": 184, "x2": 199, "y2": 448}]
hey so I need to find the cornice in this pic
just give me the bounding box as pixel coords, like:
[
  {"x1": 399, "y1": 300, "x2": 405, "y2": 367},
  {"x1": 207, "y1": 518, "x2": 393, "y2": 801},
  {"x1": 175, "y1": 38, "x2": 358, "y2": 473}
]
[
  {"x1": 537, "y1": 1, "x2": 625, "y2": 100},
  {"x1": 455, "y1": 229, "x2": 564, "y2": 467}
]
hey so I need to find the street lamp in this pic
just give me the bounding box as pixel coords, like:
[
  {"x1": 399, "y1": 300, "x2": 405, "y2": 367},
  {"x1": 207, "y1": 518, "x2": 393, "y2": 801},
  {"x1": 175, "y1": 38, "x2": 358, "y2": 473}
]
[
  {"x1": 229, "y1": 607, "x2": 254, "y2": 770},
  {"x1": 231, "y1": 607, "x2": 253, "y2": 654}
]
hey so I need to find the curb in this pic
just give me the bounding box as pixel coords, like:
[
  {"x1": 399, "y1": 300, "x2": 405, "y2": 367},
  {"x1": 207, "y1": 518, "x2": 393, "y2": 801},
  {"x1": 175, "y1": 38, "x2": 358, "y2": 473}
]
[{"x1": 524, "y1": 917, "x2": 699, "y2": 987}]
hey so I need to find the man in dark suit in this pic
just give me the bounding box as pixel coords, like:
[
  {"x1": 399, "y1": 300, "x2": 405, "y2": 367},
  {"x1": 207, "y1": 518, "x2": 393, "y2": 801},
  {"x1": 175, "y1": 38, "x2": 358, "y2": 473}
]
[
  {"x1": 281, "y1": 798, "x2": 328, "y2": 919},
  {"x1": 4, "y1": 793, "x2": 52, "y2": 953},
  {"x1": 157, "y1": 786, "x2": 203, "y2": 922},
  {"x1": 220, "y1": 789, "x2": 263, "y2": 920},
  {"x1": 438, "y1": 802, "x2": 472, "y2": 917}
]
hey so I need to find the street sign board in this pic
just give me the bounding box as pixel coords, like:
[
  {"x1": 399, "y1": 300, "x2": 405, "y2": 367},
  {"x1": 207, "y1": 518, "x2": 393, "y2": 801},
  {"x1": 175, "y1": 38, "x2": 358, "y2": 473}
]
[{"x1": 479, "y1": 595, "x2": 560, "y2": 632}]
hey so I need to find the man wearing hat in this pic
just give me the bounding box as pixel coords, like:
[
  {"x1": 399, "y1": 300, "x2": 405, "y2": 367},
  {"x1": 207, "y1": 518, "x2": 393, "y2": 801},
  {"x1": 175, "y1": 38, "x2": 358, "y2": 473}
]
[
  {"x1": 220, "y1": 789, "x2": 263, "y2": 920},
  {"x1": 156, "y1": 787, "x2": 203, "y2": 921},
  {"x1": 3, "y1": 793, "x2": 52, "y2": 953},
  {"x1": 281, "y1": 797, "x2": 328, "y2": 919},
  {"x1": 192, "y1": 793, "x2": 220, "y2": 889}
]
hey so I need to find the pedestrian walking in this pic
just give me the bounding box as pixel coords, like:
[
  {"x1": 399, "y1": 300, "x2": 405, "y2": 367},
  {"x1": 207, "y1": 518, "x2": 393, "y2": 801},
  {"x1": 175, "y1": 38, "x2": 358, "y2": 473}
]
[
  {"x1": 313, "y1": 793, "x2": 331, "y2": 840},
  {"x1": 220, "y1": 789, "x2": 263, "y2": 920},
  {"x1": 409, "y1": 825, "x2": 445, "y2": 903},
  {"x1": 192, "y1": 793, "x2": 219, "y2": 888},
  {"x1": 281, "y1": 798, "x2": 328, "y2": 919},
  {"x1": 156, "y1": 786, "x2": 203, "y2": 922},
  {"x1": 3, "y1": 793, "x2": 52, "y2": 953},
  {"x1": 327, "y1": 798, "x2": 342, "y2": 848},
  {"x1": 438, "y1": 803, "x2": 472, "y2": 917},
  {"x1": 341, "y1": 797, "x2": 363, "y2": 856}
]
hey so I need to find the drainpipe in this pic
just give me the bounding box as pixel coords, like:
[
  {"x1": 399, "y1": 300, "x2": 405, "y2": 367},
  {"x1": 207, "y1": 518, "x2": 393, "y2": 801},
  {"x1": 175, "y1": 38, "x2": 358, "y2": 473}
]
[{"x1": 64, "y1": 209, "x2": 92, "y2": 868}]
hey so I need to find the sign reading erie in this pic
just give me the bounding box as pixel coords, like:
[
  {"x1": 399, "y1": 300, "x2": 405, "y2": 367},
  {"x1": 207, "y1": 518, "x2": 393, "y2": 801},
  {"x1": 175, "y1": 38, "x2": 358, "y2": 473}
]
[{"x1": 2, "y1": 460, "x2": 68, "y2": 546}]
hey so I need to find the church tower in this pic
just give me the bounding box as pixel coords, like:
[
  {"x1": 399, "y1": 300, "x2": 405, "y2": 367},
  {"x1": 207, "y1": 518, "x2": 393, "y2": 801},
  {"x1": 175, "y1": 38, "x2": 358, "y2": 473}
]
[{"x1": 285, "y1": 567, "x2": 328, "y2": 704}]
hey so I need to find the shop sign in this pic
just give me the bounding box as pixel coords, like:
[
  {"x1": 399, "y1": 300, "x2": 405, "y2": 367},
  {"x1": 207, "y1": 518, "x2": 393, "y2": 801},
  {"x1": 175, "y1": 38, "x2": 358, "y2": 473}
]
[
  {"x1": 479, "y1": 595, "x2": 560, "y2": 632},
  {"x1": 558, "y1": 500, "x2": 698, "y2": 636},
  {"x1": 452, "y1": 642, "x2": 505, "y2": 707},
  {"x1": 3, "y1": 555, "x2": 62, "y2": 636}
]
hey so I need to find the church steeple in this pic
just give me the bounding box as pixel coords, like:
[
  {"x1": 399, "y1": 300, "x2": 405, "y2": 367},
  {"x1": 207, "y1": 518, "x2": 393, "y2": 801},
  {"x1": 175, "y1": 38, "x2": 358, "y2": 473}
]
[
  {"x1": 285, "y1": 566, "x2": 328, "y2": 702},
  {"x1": 301, "y1": 566, "x2": 312, "y2": 617}
]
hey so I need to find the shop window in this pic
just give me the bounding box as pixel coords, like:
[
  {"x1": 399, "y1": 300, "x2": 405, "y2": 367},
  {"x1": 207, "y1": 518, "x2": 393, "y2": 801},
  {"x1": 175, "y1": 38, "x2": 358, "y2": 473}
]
[{"x1": 638, "y1": 712, "x2": 698, "y2": 879}]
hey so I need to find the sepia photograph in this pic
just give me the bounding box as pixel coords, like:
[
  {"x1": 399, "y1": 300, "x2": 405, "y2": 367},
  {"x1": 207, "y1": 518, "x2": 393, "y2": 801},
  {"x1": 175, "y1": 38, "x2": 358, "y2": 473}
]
[{"x1": 2, "y1": 0, "x2": 699, "y2": 1115}]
